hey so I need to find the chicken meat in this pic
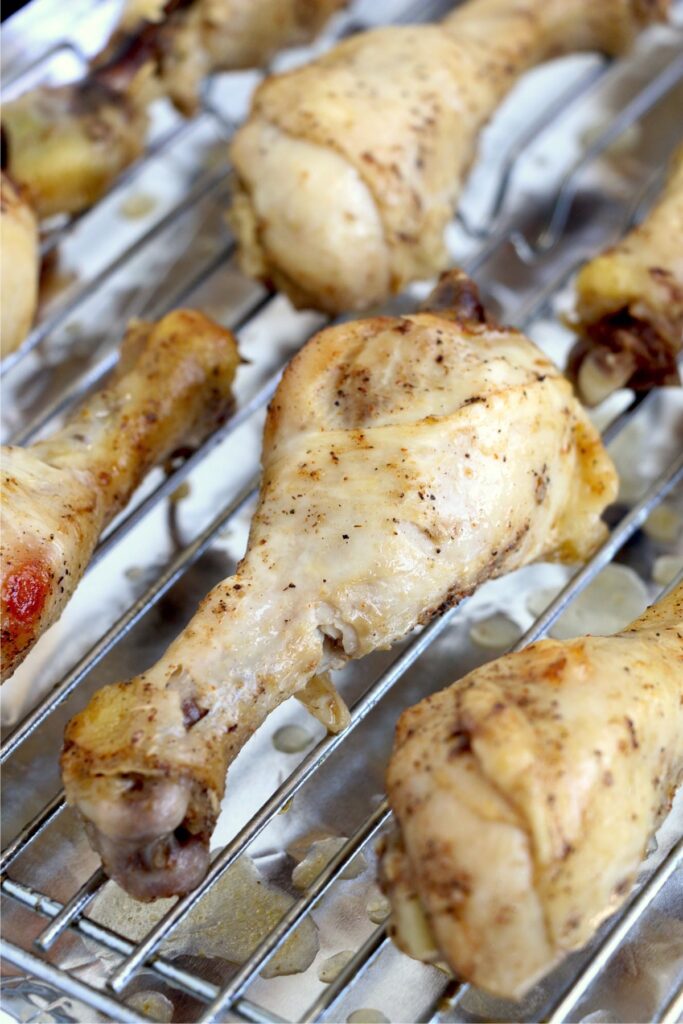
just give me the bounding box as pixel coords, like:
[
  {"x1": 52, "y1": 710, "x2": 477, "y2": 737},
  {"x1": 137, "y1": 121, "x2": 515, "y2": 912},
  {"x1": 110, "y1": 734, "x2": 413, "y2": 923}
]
[
  {"x1": 0, "y1": 171, "x2": 39, "y2": 357},
  {"x1": 229, "y1": 0, "x2": 668, "y2": 315},
  {"x1": 380, "y1": 584, "x2": 683, "y2": 1000},
  {"x1": 1, "y1": 310, "x2": 238, "y2": 681},
  {"x1": 61, "y1": 272, "x2": 617, "y2": 901},
  {"x1": 2, "y1": 0, "x2": 346, "y2": 220},
  {"x1": 100, "y1": 0, "x2": 348, "y2": 116},
  {"x1": 568, "y1": 144, "x2": 683, "y2": 406},
  {"x1": 2, "y1": 76, "x2": 148, "y2": 221}
]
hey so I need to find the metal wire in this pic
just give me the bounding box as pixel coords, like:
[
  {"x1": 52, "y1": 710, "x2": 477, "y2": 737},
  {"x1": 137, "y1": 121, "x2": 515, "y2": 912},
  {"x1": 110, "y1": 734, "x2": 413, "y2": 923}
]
[
  {"x1": 0, "y1": 938, "x2": 157, "y2": 1023},
  {"x1": 655, "y1": 981, "x2": 683, "y2": 1024},
  {"x1": 303, "y1": 926, "x2": 390, "y2": 1024},
  {"x1": 546, "y1": 839, "x2": 683, "y2": 1024},
  {"x1": 0, "y1": 877, "x2": 284, "y2": 1021},
  {"x1": 522, "y1": 50, "x2": 683, "y2": 257},
  {"x1": 104, "y1": 446, "x2": 683, "y2": 1013},
  {"x1": 2, "y1": 3, "x2": 682, "y2": 1022},
  {"x1": 2, "y1": 163, "x2": 233, "y2": 385},
  {"x1": 0, "y1": 475, "x2": 259, "y2": 765},
  {"x1": 456, "y1": 58, "x2": 608, "y2": 241},
  {"x1": 196, "y1": 804, "x2": 392, "y2": 1022}
]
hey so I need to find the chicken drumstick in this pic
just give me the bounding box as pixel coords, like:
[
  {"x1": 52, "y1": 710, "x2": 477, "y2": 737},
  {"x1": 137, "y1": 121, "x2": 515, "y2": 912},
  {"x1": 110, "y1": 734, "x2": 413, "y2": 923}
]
[
  {"x1": 1, "y1": 310, "x2": 238, "y2": 680},
  {"x1": 2, "y1": 0, "x2": 346, "y2": 220},
  {"x1": 568, "y1": 144, "x2": 683, "y2": 405},
  {"x1": 101, "y1": 0, "x2": 348, "y2": 116},
  {"x1": 229, "y1": 0, "x2": 668, "y2": 314},
  {"x1": 381, "y1": 583, "x2": 683, "y2": 1000},
  {"x1": 62, "y1": 273, "x2": 617, "y2": 901},
  {"x1": 0, "y1": 171, "x2": 39, "y2": 358}
]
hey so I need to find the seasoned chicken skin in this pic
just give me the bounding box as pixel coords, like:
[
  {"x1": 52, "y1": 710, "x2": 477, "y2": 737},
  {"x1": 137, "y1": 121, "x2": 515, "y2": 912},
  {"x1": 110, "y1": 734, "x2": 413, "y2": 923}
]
[
  {"x1": 61, "y1": 273, "x2": 617, "y2": 901},
  {"x1": 229, "y1": 0, "x2": 667, "y2": 314},
  {"x1": 380, "y1": 584, "x2": 683, "y2": 1001},
  {"x1": 568, "y1": 144, "x2": 683, "y2": 405},
  {"x1": 1, "y1": 311, "x2": 238, "y2": 680},
  {"x1": 102, "y1": 0, "x2": 348, "y2": 116},
  {"x1": 0, "y1": 172, "x2": 39, "y2": 357}
]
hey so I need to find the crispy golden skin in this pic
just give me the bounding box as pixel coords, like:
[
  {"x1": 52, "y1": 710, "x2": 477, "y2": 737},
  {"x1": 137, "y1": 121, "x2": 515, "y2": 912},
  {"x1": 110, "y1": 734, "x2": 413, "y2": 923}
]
[
  {"x1": 568, "y1": 145, "x2": 683, "y2": 405},
  {"x1": 381, "y1": 585, "x2": 683, "y2": 1001},
  {"x1": 61, "y1": 273, "x2": 617, "y2": 901},
  {"x1": 1, "y1": 310, "x2": 238, "y2": 680},
  {"x1": 0, "y1": 172, "x2": 38, "y2": 357},
  {"x1": 229, "y1": 0, "x2": 667, "y2": 314}
]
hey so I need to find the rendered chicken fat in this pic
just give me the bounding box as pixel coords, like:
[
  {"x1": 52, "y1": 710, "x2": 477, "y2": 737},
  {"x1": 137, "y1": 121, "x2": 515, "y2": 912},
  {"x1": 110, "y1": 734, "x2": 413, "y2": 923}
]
[
  {"x1": 381, "y1": 585, "x2": 683, "y2": 1000},
  {"x1": 62, "y1": 272, "x2": 617, "y2": 901}
]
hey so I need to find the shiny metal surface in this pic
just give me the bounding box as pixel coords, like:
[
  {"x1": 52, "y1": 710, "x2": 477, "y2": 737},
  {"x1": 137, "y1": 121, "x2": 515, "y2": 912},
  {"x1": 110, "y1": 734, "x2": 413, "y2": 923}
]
[{"x1": 1, "y1": 1, "x2": 683, "y2": 1022}]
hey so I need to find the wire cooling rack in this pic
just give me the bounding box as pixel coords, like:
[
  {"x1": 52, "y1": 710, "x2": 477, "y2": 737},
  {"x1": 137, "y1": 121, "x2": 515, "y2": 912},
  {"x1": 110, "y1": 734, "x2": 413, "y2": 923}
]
[{"x1": 1, "y1": 1, "x2": 683, "y2": 1021}]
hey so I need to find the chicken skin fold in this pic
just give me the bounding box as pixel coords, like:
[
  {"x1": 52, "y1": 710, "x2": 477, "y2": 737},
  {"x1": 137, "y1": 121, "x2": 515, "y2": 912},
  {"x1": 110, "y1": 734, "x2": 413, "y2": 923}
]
[
  {"x1": 0, "y1": 172, "x2": 39, "y2": 357},
  {"x1": 229, "y1": 0, "x2": 668, "y2": 315},
  {"x1": 568, "y1": 144, "x2": 683, "y2": 405},
  {"x1": 380, "y1": 584, "x2": 683, "y2": 1001},
  {"x1": 62, "y1": 272, "x2": 617, "y2": 901},
  {"x1": 1, "y1": 310, "x2": 238, "y2": 681}
]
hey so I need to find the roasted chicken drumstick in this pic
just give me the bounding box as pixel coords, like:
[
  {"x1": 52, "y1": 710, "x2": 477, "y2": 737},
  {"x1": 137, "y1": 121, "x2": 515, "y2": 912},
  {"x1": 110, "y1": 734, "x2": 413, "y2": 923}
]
[
  {"x1": 102, "y1": 0, "x2": 348, "y2": 116},
  {"x1": 380, "y1": 583, "x2": 683, "y2": 1001},
  {"x1": 229, "y1": 0, "x2": 667, "y2": 314},
  {"x1": 1, "y1": 311, "x2": 238, "y2": 681},
  {"x1": 2, "y1": 0, "x2": 345, "y2": 220},
  {"x1": 568, "y1": 144, "x2": 683, "y2": 405},
  {"x1": 62, "y1": 273, "x2": 617, "y2": 901},
  {"x1": 0, "y1": 172, "x2": 39, "y2": 358},
  {"x1": 2, "y1": 68, "x2": 149, "y2": 221}
]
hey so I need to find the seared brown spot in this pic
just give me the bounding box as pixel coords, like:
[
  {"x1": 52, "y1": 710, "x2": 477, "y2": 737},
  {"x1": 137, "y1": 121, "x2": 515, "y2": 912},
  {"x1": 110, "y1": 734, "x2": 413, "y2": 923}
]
[{"x1": 2, "y1": 561, "x2": 51, "y2": 622}]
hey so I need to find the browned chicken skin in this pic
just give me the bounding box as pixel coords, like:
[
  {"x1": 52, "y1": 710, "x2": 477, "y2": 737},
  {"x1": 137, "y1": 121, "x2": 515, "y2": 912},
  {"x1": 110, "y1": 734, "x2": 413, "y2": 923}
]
[
  {"x1": 381, "y1": 584, "x2": 683, "y2": 1000},
  {"x1": 61, "y1": 273, "x2": 617, "y2": 901},
  {"x1": 1, "y1": 311, "x2": 238, "y2": 681},
  {"x1": 568, "y1": 144, "x2": 683, "y2": 405},
  {"x1": 229, "y1": 0, "x2": 668, "y2": 314}
]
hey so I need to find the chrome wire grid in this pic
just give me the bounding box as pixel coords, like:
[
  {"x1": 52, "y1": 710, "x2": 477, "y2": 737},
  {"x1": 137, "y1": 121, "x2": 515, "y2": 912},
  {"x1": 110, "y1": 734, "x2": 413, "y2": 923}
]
[{"x1": 1, "y1": 1, "x2": 683, "y2": 1021}]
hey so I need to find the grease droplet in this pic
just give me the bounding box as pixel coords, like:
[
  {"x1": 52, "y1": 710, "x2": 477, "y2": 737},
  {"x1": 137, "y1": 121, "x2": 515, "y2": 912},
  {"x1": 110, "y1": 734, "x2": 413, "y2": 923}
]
[
  {"x1": 318, "y1": 949, "x2": 354, "y2": 983},
  {"x1": 652, "y1": 554, "x2": 683, "y2": 587},
  {"x1": 119, "y1": 192, "x2": 157, "y2": 220},
  {"x1": 469, "y1": 611, "x2": 521, "y2": 649},
  {"x1": 126, "y1": 991, "x2": 173, "y2": 1021},
  {"x1": 292, "y1": 837, "x2": 366, "y2": 889},
  {"x1": 366, "y1": 892, "x2": 391, "y2": 924},
  {"x1": 273, "y1": 723, "x2": 314, "y2": 753}
]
